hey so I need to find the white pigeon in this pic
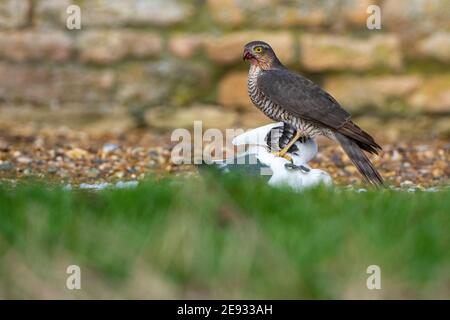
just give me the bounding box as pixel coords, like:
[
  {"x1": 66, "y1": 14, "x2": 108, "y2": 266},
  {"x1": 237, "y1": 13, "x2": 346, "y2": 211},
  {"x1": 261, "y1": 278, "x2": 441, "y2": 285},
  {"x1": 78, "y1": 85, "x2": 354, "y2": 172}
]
[{"x1": 231, "y1": 122, "x2": 333, "y2": 191}]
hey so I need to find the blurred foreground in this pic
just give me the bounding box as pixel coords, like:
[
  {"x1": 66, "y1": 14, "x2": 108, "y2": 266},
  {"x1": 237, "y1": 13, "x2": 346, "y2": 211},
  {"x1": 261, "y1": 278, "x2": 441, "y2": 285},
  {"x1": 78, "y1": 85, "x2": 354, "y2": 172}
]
[{"x1": 0, "y1": 175, "x2": 449, "y2": 299}]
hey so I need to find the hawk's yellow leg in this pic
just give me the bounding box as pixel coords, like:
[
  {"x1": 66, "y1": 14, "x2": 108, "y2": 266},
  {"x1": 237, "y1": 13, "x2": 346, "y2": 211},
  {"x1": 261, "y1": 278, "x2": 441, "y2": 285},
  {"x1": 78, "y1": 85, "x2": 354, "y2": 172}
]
[{"x1": 272, "y1": 130, "x2": 302, "y2": 162}]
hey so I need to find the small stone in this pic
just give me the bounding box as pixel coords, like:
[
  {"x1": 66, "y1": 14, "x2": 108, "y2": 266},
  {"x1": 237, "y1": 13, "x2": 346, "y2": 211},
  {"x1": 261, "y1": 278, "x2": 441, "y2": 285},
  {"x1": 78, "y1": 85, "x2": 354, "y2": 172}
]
[
  {"x1": 115, "y1": 171, "x2": 125, "y2": 179},
  {"x1": 102, "y1": 143, "x2": 119, "y2": 153},
  {"x1": 400, "y1": 180, "x2": 414, "y2": 187},
  {"x1": 432, "y1": 168, "x2": 444, "y2": 177},
  {"x1": 86, "y1": 168, "x2": 101, "y2": 178},
  {"x1": 66, "y1": 148, "x2": 89, "y2": 159},
  {"x1": 127, "y1": 167, "x2": 137, "y2": 174},
  {"x1": 58, "y1": 170, "x2": 70, "y2": 179},
  {"x1": 0, "y1": 142, "x2": 10, "y2": 152},
  {"x1": 16, "y1": 156, "x2": 32, "y2": 164},
  {"x1": 47, "y1": 166, "x2": 58, "y2": 174},
  {"x1": 149, "y1": 150, "x2": 159, "y2": 158},
  {"x1": 0, "y1": 162, "x2": 13, "y2": 171},
  {"x1": 391, "y1": 150, "x2": 402, "y2": 161},
  {"x1": 79, "y1": 182, "x2": 110, "y2": 190},
  {"x1": 115, "y1": 181, "x2": 138, "y2": 189},
  {"x1": 147, "y1": 160, "x2": 158, "y2": 168}
]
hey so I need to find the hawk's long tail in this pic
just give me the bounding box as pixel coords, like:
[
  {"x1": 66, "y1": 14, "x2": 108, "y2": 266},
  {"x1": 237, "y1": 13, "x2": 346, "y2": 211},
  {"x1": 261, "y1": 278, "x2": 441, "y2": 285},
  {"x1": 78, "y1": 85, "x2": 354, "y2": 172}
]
[{"x1": 334, "y1": 132, "x2": 385, "y2": 187}]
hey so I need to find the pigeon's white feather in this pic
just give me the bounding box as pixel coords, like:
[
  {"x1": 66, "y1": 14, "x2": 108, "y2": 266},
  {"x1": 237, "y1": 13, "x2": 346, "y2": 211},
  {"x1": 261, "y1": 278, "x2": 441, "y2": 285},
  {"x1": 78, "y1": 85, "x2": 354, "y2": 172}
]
[
  {"x1": 255, "y1": 148, "x2": 331, "y2": 191},
  {"x1": 233, "y1": 122, "x2": 318, "y2": 165},
  {"x1": 230, "y1": 125, "x2": 331, "y2": 191},
  {"x1": 232, "y1": 122, "x2": 282, "y2": 147}
]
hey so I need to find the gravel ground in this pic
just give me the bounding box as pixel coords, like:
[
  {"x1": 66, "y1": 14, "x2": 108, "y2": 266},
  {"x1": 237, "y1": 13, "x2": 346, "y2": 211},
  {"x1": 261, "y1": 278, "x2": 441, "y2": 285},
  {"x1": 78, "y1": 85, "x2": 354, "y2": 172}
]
[{"x1": 0, "y1": 127, "x2": 448, "y2": 189}]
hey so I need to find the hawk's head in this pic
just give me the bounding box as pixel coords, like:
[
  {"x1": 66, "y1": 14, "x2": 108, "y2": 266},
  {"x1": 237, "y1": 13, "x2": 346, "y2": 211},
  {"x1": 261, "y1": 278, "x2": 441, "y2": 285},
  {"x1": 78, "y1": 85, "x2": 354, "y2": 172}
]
[{"x1": 243, "y1": 41, "x2": 281, "y2": 69}]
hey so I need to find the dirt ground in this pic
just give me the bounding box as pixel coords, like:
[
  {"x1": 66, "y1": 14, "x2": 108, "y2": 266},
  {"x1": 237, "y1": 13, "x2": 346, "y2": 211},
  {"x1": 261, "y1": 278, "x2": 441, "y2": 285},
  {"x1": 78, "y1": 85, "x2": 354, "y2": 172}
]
[{"x1": 0, "y1": 123, "x2": 448, "y2": 189}]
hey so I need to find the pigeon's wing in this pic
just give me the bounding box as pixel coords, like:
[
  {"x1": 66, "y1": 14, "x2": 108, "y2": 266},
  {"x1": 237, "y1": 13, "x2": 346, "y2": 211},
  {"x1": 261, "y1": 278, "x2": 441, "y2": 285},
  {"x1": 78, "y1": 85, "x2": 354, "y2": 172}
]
[
  {"x1": 198, "y1": 154, "x2": 272, "y2": 178},
  {"x1": 257, "y1": 69, "x2": 351, "y2": 130}
]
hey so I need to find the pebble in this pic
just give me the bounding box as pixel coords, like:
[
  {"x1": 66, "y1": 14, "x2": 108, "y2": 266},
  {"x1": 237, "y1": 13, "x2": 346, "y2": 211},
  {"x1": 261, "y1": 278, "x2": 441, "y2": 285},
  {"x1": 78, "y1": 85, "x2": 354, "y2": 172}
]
[
  {"x1": 47, "y1": 166, "x2": 58, "y2": 174},
  {"x1": 78, "y1": 181, "x2": 139, "y2": 191},
  {"x1": 115, "y1": 171, "x2": 125, "y2": 179},
  {"x1": 66, "y1": 148, "x2": 88, "y2": 159},
  {"x1": 79, "y1": 182, "x2": 110, "y2": 190},
  {"x1": 16, "y1": 156, "x2": 32, "y2": 164},
  {"x1": 400, "y1": 180, "x2": 414, "y2": 187},
  {"x1": 0, "y1": 162, "x2": 13, "y2": 171},
  {"x1": 115, "y1": 181, "x2": 139, "y2": 189},
  {"x1": 86, "y1": 168, "x2": 101, "y2": 178},
  {"x1": 102, "y1": 143, "x2": 119, "y2": 153}
]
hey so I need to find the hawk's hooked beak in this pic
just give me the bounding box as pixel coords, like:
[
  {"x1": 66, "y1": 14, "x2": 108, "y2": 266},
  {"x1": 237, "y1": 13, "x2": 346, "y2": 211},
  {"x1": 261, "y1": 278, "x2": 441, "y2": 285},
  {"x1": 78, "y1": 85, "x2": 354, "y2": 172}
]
[{"x1": 242, "y1": 48, "x2": 255, "y2": 61}]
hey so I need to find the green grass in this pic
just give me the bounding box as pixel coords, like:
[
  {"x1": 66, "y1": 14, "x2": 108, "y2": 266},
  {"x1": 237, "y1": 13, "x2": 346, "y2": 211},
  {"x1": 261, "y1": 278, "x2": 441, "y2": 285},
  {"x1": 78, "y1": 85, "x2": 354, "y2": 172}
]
[{"x1": 0, "y1": 174, "x2": 449, "y2": 299}]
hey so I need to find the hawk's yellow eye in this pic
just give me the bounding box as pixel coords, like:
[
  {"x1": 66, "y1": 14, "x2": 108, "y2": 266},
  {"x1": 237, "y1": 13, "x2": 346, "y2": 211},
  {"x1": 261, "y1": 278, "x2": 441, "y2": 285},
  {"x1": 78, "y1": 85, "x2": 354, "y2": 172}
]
[{"x1": 254, "y1": 46, "x2": 263, "y2": 53}]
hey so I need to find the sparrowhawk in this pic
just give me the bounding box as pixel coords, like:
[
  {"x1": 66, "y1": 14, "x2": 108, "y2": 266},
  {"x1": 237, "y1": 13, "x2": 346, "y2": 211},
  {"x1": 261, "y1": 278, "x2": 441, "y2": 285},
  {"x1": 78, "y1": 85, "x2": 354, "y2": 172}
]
[{"x1": 243, "y1": 40, "x2": 384, "y2": 187}]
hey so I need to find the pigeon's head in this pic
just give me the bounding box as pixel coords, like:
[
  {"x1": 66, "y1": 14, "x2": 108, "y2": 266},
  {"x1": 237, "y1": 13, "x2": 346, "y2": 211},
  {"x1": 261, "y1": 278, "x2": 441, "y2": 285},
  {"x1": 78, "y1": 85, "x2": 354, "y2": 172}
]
[{"x1": 243, "y1": 41, "x2": 281, "y2": 69}]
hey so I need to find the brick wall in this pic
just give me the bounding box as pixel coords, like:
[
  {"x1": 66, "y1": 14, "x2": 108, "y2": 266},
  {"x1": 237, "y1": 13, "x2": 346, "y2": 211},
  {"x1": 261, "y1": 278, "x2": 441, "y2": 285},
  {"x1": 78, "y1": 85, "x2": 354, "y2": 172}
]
[{"x1": 0, "y1": 0, "x2": 449, "y2": 128}]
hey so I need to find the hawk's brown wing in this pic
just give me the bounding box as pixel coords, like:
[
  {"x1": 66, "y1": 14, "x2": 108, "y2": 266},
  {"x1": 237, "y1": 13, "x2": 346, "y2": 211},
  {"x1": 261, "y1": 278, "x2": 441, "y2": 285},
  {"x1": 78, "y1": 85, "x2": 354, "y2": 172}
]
[
  {"x1": 257, "y1": 69, "x2": 351, "y2": 129},
  {"x1": 258, "y1": 68, "x2": 384, "y2": 186},
  {"x1": 257, "y1": 69, "x2": 381, "y2": 153}
]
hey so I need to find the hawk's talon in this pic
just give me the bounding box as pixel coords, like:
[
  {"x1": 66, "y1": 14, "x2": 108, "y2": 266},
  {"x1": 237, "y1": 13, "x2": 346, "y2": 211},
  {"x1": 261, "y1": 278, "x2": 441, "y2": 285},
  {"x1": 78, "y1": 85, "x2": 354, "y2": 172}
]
[{"x1": 272, "y1": 151, "x2": 293, "y2": 162}]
